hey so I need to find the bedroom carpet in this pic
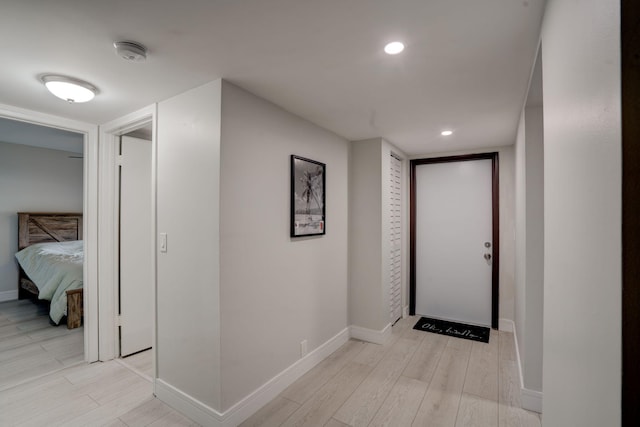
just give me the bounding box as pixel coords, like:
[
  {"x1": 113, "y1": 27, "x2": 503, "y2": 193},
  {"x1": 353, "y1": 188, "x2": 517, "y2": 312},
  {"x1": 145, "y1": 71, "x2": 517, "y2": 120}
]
[{"x1": 0, "y1": 299, "x2": 83, "y2": 391}]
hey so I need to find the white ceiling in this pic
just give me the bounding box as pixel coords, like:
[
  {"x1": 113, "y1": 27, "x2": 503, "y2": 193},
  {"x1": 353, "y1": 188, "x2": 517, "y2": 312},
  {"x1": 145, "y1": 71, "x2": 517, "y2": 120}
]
[
  {"x1": 0, "y1": 117, "x2": 83, "y2": 153},
  {"x1": 0, "y1": 0, "x2": 545, "y2": 156}
]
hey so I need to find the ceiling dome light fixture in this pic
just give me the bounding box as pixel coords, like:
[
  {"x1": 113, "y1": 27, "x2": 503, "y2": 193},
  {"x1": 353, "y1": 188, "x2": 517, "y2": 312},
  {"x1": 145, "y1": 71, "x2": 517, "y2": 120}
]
[
  {"x1": 114, "y1": 41, "x2": 147, "y2": 62},
  {"x1": 441, "y1": 130, "x2": 453, "y2": 136},
  {"x1": 384, "y1": 41, "x2": 405, "y2": 55},
  {"x1": 41, "y1": 75, "x2": 97, "y2": 103}
]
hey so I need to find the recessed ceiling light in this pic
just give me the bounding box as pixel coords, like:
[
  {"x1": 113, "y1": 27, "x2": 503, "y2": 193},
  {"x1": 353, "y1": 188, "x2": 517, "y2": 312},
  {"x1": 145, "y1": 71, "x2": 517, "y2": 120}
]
[
  {"x1": 384, "y1": 41, "x2": 405, "y2": 55},
  {"x1": 441, "y1": 130, "x2": 453, "y2": 136},
  {"x1": 41, "y1": 75, "x2": 97, "y2": 103}
]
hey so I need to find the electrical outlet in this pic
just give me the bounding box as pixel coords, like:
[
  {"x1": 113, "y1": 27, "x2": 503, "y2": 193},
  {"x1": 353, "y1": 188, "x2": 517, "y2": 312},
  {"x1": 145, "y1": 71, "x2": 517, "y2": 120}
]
[{"x1": 300, "y1": 340, "x2": 308, "y2": 357}]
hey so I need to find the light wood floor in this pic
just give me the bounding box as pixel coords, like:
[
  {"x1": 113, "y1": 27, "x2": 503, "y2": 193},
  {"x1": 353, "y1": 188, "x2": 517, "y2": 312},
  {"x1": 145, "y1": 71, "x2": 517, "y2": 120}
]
[
  {"x1": 120, "y1": 348, "x2": 153, "y2": 380},
  {"x1": 242, "y1": 316, "x2": 541, "y2": 427},
  {"x1": 0, "y1": 299, "x2": 84, "y2": 391},
  {"x1": 0, "y1": 352, "x2": 197, "y2": 427},
  {"x1": 0, "y1": 314, "x2": 540, "y2": 426}
]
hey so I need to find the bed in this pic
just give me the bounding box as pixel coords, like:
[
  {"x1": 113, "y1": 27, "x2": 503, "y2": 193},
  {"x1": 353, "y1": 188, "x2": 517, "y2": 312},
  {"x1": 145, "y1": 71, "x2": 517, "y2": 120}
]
[{"x1": 14, "y1": 212, "x2": 84, "y2": 329}]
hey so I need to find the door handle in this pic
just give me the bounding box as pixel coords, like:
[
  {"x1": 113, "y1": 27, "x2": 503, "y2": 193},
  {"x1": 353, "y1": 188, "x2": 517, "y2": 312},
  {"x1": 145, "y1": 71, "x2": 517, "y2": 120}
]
[{"x1": 484, "y1": 253, "x2": 492, "y2": 260}]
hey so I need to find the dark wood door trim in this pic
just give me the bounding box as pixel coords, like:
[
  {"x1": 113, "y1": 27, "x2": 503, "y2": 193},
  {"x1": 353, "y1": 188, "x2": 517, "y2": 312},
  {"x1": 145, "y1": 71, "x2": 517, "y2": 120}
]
[
  {"x1": 622, "y1": 0, "x2": 639, "y2": 423},
  {"x1": 409, "y1": 152, "x2": 500, "y2": 329}
]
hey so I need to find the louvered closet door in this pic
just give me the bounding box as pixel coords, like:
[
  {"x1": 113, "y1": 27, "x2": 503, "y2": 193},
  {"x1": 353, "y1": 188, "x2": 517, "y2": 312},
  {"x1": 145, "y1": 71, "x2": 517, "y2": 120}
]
[{"x1": 390, "y1": 154, "x2": 402, "y2": 323}]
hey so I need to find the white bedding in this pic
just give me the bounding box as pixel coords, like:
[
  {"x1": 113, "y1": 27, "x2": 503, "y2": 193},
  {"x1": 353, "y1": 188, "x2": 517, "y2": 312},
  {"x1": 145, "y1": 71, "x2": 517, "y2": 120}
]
[{"x1": 15, "y1": 240, "x2": 83, "y2": 324}]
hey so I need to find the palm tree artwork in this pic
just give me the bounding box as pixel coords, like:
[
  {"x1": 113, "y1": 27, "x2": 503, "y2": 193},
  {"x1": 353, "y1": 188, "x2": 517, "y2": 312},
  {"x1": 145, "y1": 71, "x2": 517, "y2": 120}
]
[
  {"x1": 300, "y1": 166, "x2": 323, "y2": 217},
  {"x1": 291, "y1": 156, "x2": 326, "y2": 236}
]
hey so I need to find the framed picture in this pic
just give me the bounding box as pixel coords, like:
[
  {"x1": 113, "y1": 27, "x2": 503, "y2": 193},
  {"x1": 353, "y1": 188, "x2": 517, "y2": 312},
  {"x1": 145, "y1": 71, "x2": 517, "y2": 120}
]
[{"x1": 291, "y1": 155, "x2": 326, "y2": 237}]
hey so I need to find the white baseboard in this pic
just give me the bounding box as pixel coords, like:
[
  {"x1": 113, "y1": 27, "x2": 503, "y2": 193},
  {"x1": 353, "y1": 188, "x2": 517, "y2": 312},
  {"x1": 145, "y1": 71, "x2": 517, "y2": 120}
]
[
  {"x1": 403, "y1": 305, "x2": 409, "y2": 318},
  {"x1": 522, "y1": 388, "x2": 543, "y2": 413},
  {"x1": 155, "y1": 379, "x2": 223, "y2": 426},
  {"x1": 499, "y1": 317, "x2": 514, "y2": 332},
  {"x1": 156, "y1": 327, "x2": 351, "y2": 427},
  {"x1": 508, "y1": 318, "x2": 525, "y2": 395},
  {"x1": 0, "y1": 290, "x2": 18, "y2": 302},
  {"x1": 156, "y1": 317, "x2": 541, "y2": 426},
  {"x1": 349, "y1": 323, "x2": 392, "y2": 345},
  {"x1": 506, "y1": 318, "x2": 542, "y2": 414}
]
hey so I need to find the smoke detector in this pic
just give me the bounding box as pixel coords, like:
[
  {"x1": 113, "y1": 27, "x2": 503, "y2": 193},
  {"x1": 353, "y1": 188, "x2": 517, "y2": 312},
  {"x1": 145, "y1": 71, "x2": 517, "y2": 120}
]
[{"x1": 113, "y1": 41, "x2": 147, "y2": 62}]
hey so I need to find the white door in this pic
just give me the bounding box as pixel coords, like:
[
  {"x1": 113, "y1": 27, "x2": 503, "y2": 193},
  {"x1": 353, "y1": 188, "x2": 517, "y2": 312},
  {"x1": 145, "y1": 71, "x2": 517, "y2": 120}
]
[
  {"x1": 414, "y1": 158, "x2": 493, "y2": 327},
  {"x1": 389, "y1": 154, "x2": 402, "y2": 323},
  {"x1": 119, "y1": 136, "x2": 153, "y2": 356}
]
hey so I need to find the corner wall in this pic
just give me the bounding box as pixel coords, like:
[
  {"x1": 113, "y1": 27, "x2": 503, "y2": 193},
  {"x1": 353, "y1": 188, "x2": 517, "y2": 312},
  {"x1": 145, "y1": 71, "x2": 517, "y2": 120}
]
[
  {"x1": 156, "y1": 80, "x2": 223, "y2": 411},
  {"x1": 349, "y1": 139, "x2": 384, "y2": 330},
  {"x1": 541, "y1": 0, "x2": 621, "y2": 424},
  {"x1": 514, "y1": 99, "x2": 544, "y2": 410},
  {"x1": 523, "y1": 105, "x2": 544, "y2": 394},
  {"x1": 219, "y1": 81, "x2": 350, "y2": 411},
  {"x1": 0, "y1": 142, "x2": 83, "y2": 299},
  {"x1": 515, "y1": 111, "x2": 527, "y2": 363},
  {"x1": 349, "y1": 138, "x2": 407, "y2": 336}
]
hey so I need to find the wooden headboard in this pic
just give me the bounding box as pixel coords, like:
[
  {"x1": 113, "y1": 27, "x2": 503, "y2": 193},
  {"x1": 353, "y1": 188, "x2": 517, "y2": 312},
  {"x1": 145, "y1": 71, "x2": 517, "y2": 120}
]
[{"x1": 18, "y1": 212, "x2": 83, "y2": 250}]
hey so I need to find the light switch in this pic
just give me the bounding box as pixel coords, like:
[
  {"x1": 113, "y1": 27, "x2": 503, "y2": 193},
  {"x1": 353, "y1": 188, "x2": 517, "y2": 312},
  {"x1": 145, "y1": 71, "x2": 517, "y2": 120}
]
[{"x1": 159, "y1": 233, "x2": 167, "y2": 253}]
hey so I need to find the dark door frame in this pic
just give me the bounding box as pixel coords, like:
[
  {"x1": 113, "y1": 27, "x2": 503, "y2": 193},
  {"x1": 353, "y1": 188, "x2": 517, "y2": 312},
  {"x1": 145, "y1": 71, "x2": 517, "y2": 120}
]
[
  {"x1": 621, "y1": 0, "x2": 639, "y2": 423},
  {"x1": 409, "y1": 152, "x2": 499, "y2": 329}
]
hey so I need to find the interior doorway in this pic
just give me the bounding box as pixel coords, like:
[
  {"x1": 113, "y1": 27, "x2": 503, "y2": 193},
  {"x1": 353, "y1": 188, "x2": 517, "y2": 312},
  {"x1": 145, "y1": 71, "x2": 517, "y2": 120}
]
[
  {"x1": 97, "y1": 105, "x2": 156, "y2": 374},
  {"x1": 0, "y1": 106, "x2": 100, "y2": 386},
  {"x1": 118, "y1": 133, "x2": 153, "y2": 357},
  {"x1": 410, "y1": 153, "x2": 499, "y2": 329}
]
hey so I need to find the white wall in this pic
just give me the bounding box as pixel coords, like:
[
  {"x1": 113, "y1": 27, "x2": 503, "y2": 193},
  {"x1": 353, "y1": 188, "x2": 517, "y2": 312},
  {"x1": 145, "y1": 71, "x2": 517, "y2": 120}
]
[
  {"x1": 514, "y1": 46, "x2": 545, "y2": 410},
  {"x1": 409, "y1": 145, "x2": 516, "y2": 322},
  {"x1": 349, "y1": 139, "x2": 383, "y2": 330},
  {"x1": 523, "y1": 105, "x2": 543, "y2": 393},
  {"x1": 219, "y1": 81, "x2": 350, "y2": 411},
  {"x1": 0, "y1": 141, "x2": 83, "y2": 299},
  {"x1": 156, "y1": 80, "x2": 222, "y2": 410},
  {"x1": 541, "y1": 0, "x2": 621, "y2": 424},
  {"x1": 500, "y1": 147, "x2": 516, "y2": 322},
  {"x1": 349, "y1": 138, "x2": 407, "y2": 333},
  {"x1": 515, "y1": 111, "x2": 527, "y2": 360},
  {"x1": 514, "y1": 100, "x2": 545, "y2": 402}
]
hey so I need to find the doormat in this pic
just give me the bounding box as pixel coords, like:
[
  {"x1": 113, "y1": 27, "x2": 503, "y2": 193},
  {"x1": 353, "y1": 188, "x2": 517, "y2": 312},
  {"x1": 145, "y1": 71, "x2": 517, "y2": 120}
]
[{"x1": 413, "y1": 317, "x2": 490, "y2": 343}]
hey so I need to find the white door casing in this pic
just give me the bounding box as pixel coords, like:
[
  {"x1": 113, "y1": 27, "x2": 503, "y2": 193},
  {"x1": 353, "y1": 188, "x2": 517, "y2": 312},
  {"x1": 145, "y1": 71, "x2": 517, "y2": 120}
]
[
  {"x1": 413, "y1": 157, "x2": 494, "y2": 327},
  {"x1": 119, "y1": 136, "x2": 153, "y2": 356},
  {"x1": 98, "y1": 105, "x2": 156, "y2": 362}
]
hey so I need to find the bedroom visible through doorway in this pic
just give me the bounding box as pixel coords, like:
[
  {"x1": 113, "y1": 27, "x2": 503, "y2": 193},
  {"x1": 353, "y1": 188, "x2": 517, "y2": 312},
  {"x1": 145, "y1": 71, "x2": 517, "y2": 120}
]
[{"x1": 0, "y1": 117, "x2": 86, "y2": 389}]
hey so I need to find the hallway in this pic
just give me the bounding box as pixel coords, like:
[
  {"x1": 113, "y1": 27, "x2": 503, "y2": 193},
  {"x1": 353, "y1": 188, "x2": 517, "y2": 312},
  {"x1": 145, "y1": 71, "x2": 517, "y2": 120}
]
[{"x1": 242, "y1": 316, "x2": 540, "y2": 426}]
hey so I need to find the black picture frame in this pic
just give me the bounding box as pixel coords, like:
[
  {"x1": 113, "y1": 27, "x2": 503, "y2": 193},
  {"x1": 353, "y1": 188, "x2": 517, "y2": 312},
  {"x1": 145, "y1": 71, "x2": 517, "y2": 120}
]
[{"x1": 291, "y1": 155, "x2": 326, "y2": 237}]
